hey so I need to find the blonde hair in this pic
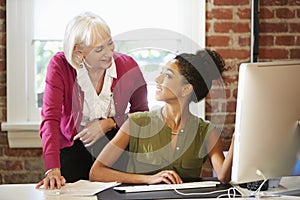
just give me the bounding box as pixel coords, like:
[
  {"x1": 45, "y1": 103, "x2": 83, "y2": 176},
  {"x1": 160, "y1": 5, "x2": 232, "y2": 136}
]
[{"x1": 63, "y1": 12, "x2": 111, "y2": 69}]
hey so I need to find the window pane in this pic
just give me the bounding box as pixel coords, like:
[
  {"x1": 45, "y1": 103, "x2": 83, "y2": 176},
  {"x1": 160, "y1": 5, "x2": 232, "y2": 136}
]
[
  {"x1": 33, "y1": 0, "x2": 179, "y2": 40},
  {"x1": 34, "y1": 41, "x2": 63, "y2": 107},
  {"x1": 34, "y1": 41, "x2": 174, "y2": 109}
]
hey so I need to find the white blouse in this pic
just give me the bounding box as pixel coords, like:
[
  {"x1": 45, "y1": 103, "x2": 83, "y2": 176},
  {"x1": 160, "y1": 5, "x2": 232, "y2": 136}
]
[{"x1": 76, "y1": 61, "x2": 117, "y2": 126}]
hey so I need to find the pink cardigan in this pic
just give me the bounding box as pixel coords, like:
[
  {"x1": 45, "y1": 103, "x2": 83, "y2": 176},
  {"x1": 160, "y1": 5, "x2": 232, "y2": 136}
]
[{"x1": 40, "y1": 51, "x2": 149, "y2": 170}]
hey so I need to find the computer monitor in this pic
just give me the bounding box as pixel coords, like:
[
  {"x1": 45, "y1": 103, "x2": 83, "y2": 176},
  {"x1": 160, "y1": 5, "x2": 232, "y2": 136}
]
[{"x1": 231, "y1": 60, "x2": 300, "y2": 184}]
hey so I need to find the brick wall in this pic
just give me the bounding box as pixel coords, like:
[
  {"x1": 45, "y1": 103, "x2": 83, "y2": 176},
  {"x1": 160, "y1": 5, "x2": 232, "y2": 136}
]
[
  {"x1": 0, "y1": 0, "x2": 299, "y2": 183},
  {"x1": 202, "y1": 0, "x2": 300, "y2": 176}
]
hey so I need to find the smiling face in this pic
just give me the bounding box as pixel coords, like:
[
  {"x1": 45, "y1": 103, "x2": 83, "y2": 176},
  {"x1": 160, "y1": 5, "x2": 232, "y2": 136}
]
[
  {"x1": 155, "y1": 60, "x2": 192, "y2": 104},
  {"x1": 80, "y1": 37, "x2": 115, "y2": 70}
]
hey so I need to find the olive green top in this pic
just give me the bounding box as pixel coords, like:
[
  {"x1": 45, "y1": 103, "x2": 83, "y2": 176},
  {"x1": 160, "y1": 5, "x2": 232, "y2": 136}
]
[{"x1": 126, "y1": 108, "x2": 215, "y2": 178}]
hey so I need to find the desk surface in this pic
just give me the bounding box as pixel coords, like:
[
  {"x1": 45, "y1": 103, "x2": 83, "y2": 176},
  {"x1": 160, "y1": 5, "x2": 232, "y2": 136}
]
[
  {"x1": 0, "y1": 184, "x2": 97, "y2": 200},
  {"x1": 0, "y1": 176, "x2": 300, "y2": 200},
  {"x1": 0, "y1": 180, "x2": 300, "y2": 200}
]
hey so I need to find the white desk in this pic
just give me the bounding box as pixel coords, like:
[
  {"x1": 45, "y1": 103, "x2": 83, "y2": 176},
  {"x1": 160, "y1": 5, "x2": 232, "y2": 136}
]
[
  {"x1": 0, "y1": 184, "x2": 97, "y2": 200},
  {"x1": 0, "y1": 182, "x2": 300, "y2": 200}
]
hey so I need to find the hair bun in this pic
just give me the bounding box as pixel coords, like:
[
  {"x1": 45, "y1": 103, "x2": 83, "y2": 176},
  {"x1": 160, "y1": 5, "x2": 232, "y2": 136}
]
[
  {"x1": 195, "y1": 49, "x2": 225, "y2": 81},
  {"x1": 175, "y1": 49, "x2": 226, "y2": 102}
]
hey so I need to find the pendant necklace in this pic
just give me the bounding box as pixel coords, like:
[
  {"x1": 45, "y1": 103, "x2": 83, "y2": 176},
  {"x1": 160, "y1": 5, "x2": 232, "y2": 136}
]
[{"x1": 171, "y1": 129, "x2": 184, "y2": 135}]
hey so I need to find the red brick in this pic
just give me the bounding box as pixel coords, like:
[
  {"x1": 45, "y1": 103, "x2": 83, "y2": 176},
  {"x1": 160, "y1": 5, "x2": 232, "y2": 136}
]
[
  {"x1": 290, "y1": 23, "x2": 300, "y2": 33},
  {"x1": 237, "y1": 8, "x2": 251, "y2": 19},
  {"x1": 225, "y1": 114, "x2": 236, "y2": 124},
  {"x1": 214, "y1": 0, "x2": 249, "y2": 6},
  {"x1": 0, "y1": 132, "x2": 8, "y2": 146},
  {"x1": 291, "y1": 0, "x2": 300, "y2": 5},
  {"x1": 225, "y1": 101, "x2": 237, "y2": 113},
  {"x1": 296, "y1": 36, "x2": 300, "y2": 45},
  {"x1": 4, "y1": 148, "x2": 43, "y2": 157},
  {"x1": 0, "y1": 48, "x2": 5, "y2": 59},
  {"x1": 0, "y1": 33, "x2": 6, "y2": 46},
  {"x1": 233, "y1": 88, "x2": 238, "y2": 99},
  {"x1": 0, "y1": 0, "x2": 5, "y2": 7},
  {"x1": 206, "y1": 36, "x2": 230, "y2": 47},
  {"x1": 216, "y1": 49, "x2": 250, "y2": 60},
  {"x1": 276, "y1": 36, "x2": 296, "y2": 45},
  {"x1": 259, "y1": 35, "x2": 274, "y2": 46},
  {"x1": 1, "y1": 109, "x2": 7, "y2": 121},
  {"x1": 222, "y1": 73, "x2": 238, "y2": 85},
  {"x1": 207, "y1": 8, "x2": 233, "y2": 20},
  {"x1": 25, "y1": 159, "x2": 44, "y2": 171},
  {"x1": 276, "y1": 8, "x2": 295, "y2": 18},
  {"x1": 4, "y1": 173, "x2": 42, "y2": 184},
  {"x1": 260, "y1": 8, "x2": 275, "y2": 19},
  {"x1": 0, "y1": 60, "x2": 5, "y2": 71},
  {"x1": 0, "y1": 24, "x2": 5, "y2": 33},
  {"x1": 209, "y1": 88, "x2": 229, "y2": 99},
  {"x1": 260, "y1": 22, "x2": 289, "y2": 33},
  {"x1": 0, "y1": 9, "x2": 5, "y2": 19},
  {"x1": 6, "y1": 160, "x2": 24, "y2": 170},
  {"x1": 214, "y1": 22, "x2": 250, "y2": 33},
  {"x1": 0, "y1": 160, "x2": 23, "y2": 171},
  {"x1": 261, "y1": 0, "x2": 288, "y2": 6},
  {"x1": 0, "y1": 85, "x2": 6, "y2": 96},
  {"x1": 259, "y1": 48, "x2": 289, "y2": 60},
  {"x1": 291, "y1": 49, "x2": 300, "y2": 59},
  {"x1": 238, "y1": 36, "x2": 251, "y2": 46},
  {"x1": 206, "y1": 22, "x2": 211, "y2": 32}
]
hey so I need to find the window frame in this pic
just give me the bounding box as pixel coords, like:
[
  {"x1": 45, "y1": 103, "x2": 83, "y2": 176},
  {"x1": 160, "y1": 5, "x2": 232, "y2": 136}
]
[{"x1": 2, "y1": 0, "x2": 206, "y2": 147}]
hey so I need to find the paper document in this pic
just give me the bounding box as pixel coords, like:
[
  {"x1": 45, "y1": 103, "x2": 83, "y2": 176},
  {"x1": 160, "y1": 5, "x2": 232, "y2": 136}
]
[
  {"x1": 113, "y1": 181, "x2": 220, "y2": 193},
  {"x1": 43, "y1": 180, "x2": 120, "y2": 196}
]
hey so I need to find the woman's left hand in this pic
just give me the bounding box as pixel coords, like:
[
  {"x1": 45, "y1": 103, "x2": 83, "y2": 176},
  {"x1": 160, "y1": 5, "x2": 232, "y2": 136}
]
[
  {"x1": 147, "y1": 170, "x2": 183, "y2": 184},
  {"x1": 73, "y1": 119, "x2": 110, "y2": 147}
]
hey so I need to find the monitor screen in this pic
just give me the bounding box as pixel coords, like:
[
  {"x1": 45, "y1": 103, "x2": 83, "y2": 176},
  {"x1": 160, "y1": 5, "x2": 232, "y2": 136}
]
[{"x1": 231, "y1": 60, "x2": 300, "y2": 184}]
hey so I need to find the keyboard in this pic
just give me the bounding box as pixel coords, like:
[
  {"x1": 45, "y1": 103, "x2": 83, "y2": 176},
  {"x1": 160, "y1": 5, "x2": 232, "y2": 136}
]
[{"x1": 113, "y1": 181, "x2": 220, "y2": 193}]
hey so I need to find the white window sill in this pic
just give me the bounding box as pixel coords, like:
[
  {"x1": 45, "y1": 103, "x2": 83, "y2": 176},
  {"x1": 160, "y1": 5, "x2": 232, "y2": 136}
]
[{"x1": 1, "y1": 122, "x2": 42, "y2": 148}]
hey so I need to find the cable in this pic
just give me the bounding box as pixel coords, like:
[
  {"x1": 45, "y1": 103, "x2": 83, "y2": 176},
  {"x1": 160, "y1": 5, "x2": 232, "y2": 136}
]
[
  {"x1": 247, "y1": 169, "x2": 268, "y2": 199},
  {"x1": 173, "y1": 187, "x2": 243, "y2": 198}
]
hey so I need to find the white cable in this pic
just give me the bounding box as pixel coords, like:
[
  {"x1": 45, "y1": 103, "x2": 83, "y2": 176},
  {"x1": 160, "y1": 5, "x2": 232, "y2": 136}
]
[
  {"x1": 173, "y1": 187, "x2": 243, "y2": 198},
  {"x1": 249, "y1": 169, "x2": 268, "y2": 199}
]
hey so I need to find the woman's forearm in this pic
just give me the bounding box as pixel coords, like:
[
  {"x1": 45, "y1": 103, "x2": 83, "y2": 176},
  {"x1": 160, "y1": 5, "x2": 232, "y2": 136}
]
[
  {"x1": 218, "y1": 136, "x2": 234, "y2": 183},
  {"x1": 89, "y1": 160, "x2": 148, "y2": 184}
]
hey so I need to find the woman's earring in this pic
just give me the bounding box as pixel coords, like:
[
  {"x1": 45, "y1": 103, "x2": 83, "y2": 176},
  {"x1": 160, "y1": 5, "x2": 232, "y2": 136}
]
[
  {"x1": 78, "y1": 56, "x2": 84, "y2": 68},
  {"x1": 79, "y1": 62, "x2": 84, "y2": 68}
]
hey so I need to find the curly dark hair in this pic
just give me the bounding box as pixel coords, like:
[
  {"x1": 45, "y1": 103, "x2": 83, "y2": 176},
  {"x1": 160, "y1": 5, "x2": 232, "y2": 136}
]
[{"x1": 174, "y1": 49, "x2": 226, "y2": 102}]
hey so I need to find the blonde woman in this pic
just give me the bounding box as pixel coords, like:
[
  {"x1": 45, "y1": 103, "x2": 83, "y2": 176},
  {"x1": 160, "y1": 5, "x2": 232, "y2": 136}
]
[{"x1": 36, "y1": 12, "x2": 148, "y2": 190}]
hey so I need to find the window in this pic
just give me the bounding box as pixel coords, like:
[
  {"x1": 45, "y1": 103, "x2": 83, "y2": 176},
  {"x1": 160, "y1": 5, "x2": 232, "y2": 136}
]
[{"x1": 2, "y1": 0, "x2": 205, "y2": 147}]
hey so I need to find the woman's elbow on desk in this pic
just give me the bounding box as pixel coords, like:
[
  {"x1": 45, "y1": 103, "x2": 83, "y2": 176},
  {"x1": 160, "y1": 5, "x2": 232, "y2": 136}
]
[
  {"x1": 217, "y1": 173, "x2": 231, "y2": 184},
  {"x1": 89, "y1": 160, "x2": 107, "y2": 182}
]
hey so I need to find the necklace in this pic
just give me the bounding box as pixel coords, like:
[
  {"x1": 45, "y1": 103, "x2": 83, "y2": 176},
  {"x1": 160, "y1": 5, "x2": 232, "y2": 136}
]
[{"x1": 171, "y1": 129, "x2": 184, "y2": 135}]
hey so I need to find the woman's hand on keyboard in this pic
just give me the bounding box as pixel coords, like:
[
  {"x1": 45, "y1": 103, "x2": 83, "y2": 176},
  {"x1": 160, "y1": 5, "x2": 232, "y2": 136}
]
[{"x1": 147, "y1": 170, "x2": 183, "y2": 184}]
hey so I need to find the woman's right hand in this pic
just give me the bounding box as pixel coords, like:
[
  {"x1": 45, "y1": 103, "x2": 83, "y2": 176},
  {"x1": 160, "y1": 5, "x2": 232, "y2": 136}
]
[
  {"x1": 147, "y1": 170, "x2": 183, "y2": 184},
  {"x1": 73, "y1": 118, "x2": 114, "y2": 147},
  {"x1": 35, "y1": 168, "x2": 66, "y2": 190}
]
